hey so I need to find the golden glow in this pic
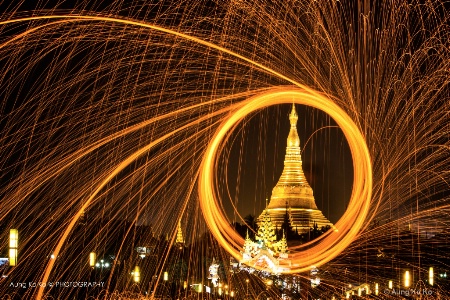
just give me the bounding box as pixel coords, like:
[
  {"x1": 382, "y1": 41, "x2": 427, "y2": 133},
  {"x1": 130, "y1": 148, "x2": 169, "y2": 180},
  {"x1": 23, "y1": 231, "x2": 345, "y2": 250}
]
[
  {"x1": 0, "y1": 3, "x2": 446, "y2": 300},
  {"x1": 133, "y1": 266, "x2": 140, "y2": 283},
  {"x1": 199, "y1": 87, "x2": 372, "y2": 273},
  {"x1": 89, "y1": 252, "x2": 96, "y2": 267},
  {"x1": 389, "y1": 280, "x2": 393, "y2": 289},
  {"x1": 163, "y1": 271, "x2": 169, "y2": 281},
  {"x1": 183, "y1": 281, "x2": 188, "y2": 289},
  {"x1": 17, "y1": 14, "x2": 310, "y2": 298},
  {"x1": 404, "y1": 271, "x2": 410, "y2": 287},
  {"x1": 429, "y1": 267, "x2": 434, "y2": 286},
  {"x1": 375, "y1": 283, "x2": 379, "y2": 295}
]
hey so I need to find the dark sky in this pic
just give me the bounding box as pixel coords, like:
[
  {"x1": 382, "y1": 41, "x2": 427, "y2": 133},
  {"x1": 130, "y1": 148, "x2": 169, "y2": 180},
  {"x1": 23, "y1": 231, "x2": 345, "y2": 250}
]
[{"x1": 219, "y1": 104, "x2": 353, "y2": 225}]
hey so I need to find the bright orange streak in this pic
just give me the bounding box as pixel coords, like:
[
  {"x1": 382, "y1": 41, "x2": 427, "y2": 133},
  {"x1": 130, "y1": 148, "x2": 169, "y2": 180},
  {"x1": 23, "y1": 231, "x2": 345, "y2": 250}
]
[
  {"x1": 35, "y1": 106, "x2": 230, "y2": 300},
  {"x1": 0, "y1": 15, "x2": 316, "y2": 93},
  {"x1": 0, "y1": 14, "x2": 367, "y2": 295},
  {"x1": 199, "y1": 86, "x2": 372, "y2": 273},
  {"x1": 0, "y1": 19, "x2": 75, "y2": 50},
  {"x1": 3, "y1": 91, "x2": 253, "y2": 219}
]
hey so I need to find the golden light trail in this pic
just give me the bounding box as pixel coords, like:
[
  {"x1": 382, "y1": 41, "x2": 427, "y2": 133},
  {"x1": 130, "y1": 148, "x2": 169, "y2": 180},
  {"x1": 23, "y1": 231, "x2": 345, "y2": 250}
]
[
  {"x1": 0, "y1": 0, "x2": 448, "y2": 299},
  {"x1": 199, "y1": 87, "x2": 372, "y2": 273},
  {"x1": 0, "y1": 15, "x2": 313, "y2": 93},
  {"x1": 0, "y1": 13, "x2": 358, "y2": 292},
  {"x1": 36, "y1": 106, "x2": 232, "y2": 300}
]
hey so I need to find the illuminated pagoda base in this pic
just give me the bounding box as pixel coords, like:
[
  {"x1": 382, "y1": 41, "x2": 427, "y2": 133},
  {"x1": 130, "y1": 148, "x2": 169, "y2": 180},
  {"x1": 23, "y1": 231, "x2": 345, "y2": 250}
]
[
  {"x1": 237, "y1": 209, "x2": 291, "y2": 274},
  {"x1": 260, "y1": 104, "x2": 334, "y2": 233}
]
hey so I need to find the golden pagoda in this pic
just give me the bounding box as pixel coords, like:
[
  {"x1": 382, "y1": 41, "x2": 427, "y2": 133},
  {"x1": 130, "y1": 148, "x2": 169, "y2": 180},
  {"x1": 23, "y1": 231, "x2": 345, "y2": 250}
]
[{"x1": 260, "y1": 104, "x2": 333, "y2": 233}]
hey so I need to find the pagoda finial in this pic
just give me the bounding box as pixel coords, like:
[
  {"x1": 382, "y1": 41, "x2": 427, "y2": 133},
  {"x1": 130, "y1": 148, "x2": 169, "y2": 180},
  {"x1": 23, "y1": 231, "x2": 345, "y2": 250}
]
[
  {"x1": 289, "y1": 103, "x2": 298, "y2": 127},
  {"x1": 287, "y1": 104, "x2": 300, "y2": 147}
]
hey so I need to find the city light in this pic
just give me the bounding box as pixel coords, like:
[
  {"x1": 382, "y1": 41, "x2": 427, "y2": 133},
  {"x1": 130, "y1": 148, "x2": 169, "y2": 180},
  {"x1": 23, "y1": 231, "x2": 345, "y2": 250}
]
[
  {"x1": 429, "y1": 267, "x2": 434, "y2": 286},
  {"x1": 133, "y1": 266, "x2": 140, "y2": 283},
  {"x1": 94, "y1": 259, "x2": 110, "y2": 269},
  {"x1": 9, "y1": 229, "x2": 18, "y2": 267},
  {"x1": 404, "y1": 271, "x2": 410, "y2": 288},
  {"x1": 389, "y1": 280, "x2": 393, "y2": 289},
  {"x1": 8, "y1": 249, "x2": 17, "y2": 267},
  {"x1": 375, "y1": 283, "x2": 379, "y2": 295},
  {"x1": 164, "y1": 271, "x2": 168, "y2": 281},
  {"x1": 89, "y1": 252, "x2": 96, "y2": 268}
]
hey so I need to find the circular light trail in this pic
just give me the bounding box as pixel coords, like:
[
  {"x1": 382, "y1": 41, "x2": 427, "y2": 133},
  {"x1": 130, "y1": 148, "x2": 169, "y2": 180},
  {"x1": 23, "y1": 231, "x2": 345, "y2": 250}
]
[{"x1": 199, "y1": 86, "x2": 372, "y2": 273}]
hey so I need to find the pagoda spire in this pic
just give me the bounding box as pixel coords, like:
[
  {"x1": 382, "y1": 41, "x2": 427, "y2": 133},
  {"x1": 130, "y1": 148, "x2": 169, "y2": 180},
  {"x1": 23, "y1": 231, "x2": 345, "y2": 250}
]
[
  {"x1": 289, "y1": 103, "x2": 298, "y2": 127},
  {"x1": 243, "y1": 229, "x2": 255, "y2": 257},
  {"x1": 176, "y1": 221, "x2": 184, "y2": 244},
  {"x1": 274, "y1": 104, "x2": 311, "y2": 189}
]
